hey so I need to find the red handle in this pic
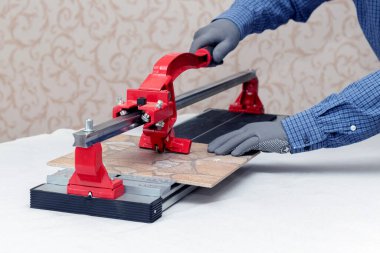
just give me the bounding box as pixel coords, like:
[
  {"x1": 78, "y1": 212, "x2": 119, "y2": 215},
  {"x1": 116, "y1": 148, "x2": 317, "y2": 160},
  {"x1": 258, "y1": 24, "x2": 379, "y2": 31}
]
[{"x1": 150, "y1": 48, "x2": 212, "y2": 81}]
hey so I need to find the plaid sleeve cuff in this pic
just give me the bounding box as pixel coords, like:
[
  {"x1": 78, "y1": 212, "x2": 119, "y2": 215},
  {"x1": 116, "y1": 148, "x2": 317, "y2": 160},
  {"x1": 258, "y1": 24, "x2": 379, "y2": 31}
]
[{"x1": 281, "y1": 108, "x2": 327, "y2": 153}]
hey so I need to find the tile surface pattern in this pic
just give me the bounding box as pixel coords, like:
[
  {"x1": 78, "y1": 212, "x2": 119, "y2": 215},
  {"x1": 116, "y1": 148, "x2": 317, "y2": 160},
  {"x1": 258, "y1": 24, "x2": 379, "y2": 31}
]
[{"x1": 48, "y1": 135, "x2": 255, "y2": 188}]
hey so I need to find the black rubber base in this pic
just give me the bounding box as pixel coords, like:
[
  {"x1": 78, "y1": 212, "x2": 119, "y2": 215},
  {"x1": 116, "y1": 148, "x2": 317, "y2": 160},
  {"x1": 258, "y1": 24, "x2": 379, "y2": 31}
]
[{"x1": 31, "y1": 184, "x2": 162, "y2": 223}]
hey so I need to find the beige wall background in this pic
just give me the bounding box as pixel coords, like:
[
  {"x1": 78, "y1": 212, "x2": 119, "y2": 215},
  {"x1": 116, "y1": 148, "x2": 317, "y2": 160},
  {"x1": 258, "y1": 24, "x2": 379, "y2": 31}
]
[{"x1": 0, "y1": 0, "x2": 379, "y2": 142}]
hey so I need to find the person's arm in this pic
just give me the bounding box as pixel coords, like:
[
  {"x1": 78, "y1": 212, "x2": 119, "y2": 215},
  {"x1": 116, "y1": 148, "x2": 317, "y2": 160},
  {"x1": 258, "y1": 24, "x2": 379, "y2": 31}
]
[
  {"x1": 282, "y1": 70, "x2": 380, "y2": 153},
  {"x1": 208, "y1": 71, "x2": 380, "y2": 156},
  {"x1": 190, "y1": 0, "x2": 327, "y2": 63},
  {"x1": 216, "y1": 0, "x2": 328, "y2": 39}
]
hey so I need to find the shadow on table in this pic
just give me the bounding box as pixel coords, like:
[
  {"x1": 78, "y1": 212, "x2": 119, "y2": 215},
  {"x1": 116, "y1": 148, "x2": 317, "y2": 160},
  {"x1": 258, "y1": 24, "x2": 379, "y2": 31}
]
[{"x1": 184, "y1": 161, "x2": 380, "y2": 204}]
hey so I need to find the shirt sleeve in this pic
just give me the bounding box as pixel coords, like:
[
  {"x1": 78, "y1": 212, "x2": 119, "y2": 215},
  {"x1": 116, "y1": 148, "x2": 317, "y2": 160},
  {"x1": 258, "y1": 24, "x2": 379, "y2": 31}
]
[
  {"x1": 282, "y1": 70, "x2": 380, "y2": 154},
  {"x1": 216, "y1": 0, "x2": 328, "y2": 39}
]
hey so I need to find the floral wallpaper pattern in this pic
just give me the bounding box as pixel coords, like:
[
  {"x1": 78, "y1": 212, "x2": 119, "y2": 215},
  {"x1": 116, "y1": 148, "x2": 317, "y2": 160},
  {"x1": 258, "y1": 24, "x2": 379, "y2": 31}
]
[{"x1": 0, "y1": 0, "x2": 379, "y2": 142}]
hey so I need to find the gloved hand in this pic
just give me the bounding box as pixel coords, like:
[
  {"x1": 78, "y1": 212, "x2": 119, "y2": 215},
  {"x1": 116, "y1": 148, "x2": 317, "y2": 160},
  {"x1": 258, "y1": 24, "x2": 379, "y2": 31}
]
[
  {"x1": 190, "y1": 19, "x2": 240, "y2": 64},
  {"x1": 208, "y1": 116, "x2": 291, "y2": 156}
]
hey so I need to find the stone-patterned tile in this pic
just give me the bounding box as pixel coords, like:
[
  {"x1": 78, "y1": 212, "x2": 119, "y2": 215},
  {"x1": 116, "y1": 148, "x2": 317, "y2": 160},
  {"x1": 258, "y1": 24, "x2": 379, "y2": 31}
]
[{"x1": 47, "y1": 135, "x2": 257, "y2": 188}]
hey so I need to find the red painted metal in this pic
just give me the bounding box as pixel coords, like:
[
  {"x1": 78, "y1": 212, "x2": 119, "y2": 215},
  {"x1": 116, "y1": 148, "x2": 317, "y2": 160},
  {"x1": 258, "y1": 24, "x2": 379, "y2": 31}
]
[
  {"x1": 229, "y1": 77, "x2": 264, "y2": 114},
  {"x1": 68, "y1": 143, "x2": 125, "y2": 199},
  {"x1": 113, "y1": 48, "x2": 212, "y2": 154},
  {"x1": 67, "y1": 49, "x2": 212, "y2": 200}
]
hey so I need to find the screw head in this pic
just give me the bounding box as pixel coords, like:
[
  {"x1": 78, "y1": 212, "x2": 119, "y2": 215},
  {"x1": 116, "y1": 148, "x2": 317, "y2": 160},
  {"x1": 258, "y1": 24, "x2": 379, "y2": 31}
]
[
  {"x1": 155, "y1": 120, "x2": 165, "y2": 129},
  {"x1": 119, "y1": 110, "x2": 127, "y2": 116},
  {"x1": 156, "y1": 100, "x2": 164, "y2": 109},
  {"x1": 141, "y1": 113, "x2": 150, "y2": 123},
  {"x1": 117, "y1": 97, "x2": 124, "y2": 105},
  {"x1": 84, "y1": 119, "x2": 94, "y2": 132}
]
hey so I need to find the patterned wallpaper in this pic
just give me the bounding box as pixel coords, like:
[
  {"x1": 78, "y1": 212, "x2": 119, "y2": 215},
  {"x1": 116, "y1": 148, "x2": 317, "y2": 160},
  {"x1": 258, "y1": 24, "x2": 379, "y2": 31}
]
[{"x1": 0, "y1": 0, "x2": 379, "y2": 142}]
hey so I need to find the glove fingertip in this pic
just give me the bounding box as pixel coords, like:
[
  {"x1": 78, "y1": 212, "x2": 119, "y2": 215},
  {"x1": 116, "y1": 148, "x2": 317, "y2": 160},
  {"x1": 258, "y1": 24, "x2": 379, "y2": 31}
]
[
  {"x1": 231, "y1": 150, "x2": 241, "y2": 157},
  {"x1": 214, "y1": 147, "x2": 228, "y2": 156},
  {"x1": 212, "y1": 49, "x2": 224, "y2": 64},
  {"x1": 189, "y1": 42, "x2": 198, "y2": 53},
  {"x1": 207, "y1": 145, "x2": 216, "y2": 153},
  {"x1": 207, "y1": 138, "x2": 221, "y2": 152}
]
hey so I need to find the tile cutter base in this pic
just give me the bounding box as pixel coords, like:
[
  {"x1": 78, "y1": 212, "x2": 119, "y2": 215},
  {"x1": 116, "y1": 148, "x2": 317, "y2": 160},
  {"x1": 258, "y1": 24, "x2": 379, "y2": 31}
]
[{"x1": 30, "y1": 110, "x2": 277, "y2": 222}]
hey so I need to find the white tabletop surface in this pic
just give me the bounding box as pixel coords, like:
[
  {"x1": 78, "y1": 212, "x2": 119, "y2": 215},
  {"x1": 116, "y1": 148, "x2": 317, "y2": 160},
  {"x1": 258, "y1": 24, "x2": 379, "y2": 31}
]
[{"x1": 0, "y1": 114, "x2": 380, "y2": 253}]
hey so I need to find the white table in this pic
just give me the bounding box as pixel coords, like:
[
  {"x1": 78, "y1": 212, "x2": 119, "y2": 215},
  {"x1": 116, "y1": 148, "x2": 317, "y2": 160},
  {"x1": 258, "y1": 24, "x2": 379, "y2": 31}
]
[{"x1": 1, "y1": 115, "x2": 380, "y2": 253}]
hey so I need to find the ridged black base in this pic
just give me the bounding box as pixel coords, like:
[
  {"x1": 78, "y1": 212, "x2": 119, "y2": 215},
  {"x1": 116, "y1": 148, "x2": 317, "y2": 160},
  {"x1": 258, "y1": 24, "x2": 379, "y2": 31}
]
[{"x1": 30, "y1": 184, "x2": 162, "y2": 223}]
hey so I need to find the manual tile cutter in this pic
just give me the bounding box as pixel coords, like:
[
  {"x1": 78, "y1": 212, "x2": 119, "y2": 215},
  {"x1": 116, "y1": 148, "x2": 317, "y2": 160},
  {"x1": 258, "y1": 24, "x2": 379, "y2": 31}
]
[{"x1": 30, "y1": 48, "x2": 277, "y2": 222}]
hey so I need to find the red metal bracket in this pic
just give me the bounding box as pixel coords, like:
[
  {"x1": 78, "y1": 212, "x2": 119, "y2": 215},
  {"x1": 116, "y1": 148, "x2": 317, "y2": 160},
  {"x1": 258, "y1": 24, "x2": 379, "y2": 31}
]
[
  {"x1": 229, "y1": 77, "x2": 264, "y2": 114},
  {"x1": 113, "y1": 48, "x2": 212, "y2": 154},
  {"x1": 67, "y1": 143, "x2": 125, "y2": 199}
]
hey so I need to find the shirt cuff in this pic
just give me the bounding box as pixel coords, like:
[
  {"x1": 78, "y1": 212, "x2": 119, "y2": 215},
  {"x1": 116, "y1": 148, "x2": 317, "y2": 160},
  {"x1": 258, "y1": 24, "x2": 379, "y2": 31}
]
[
  {"x1": 281, "y1": 108, "x2": 327, "y2": 153},
  {"x1": 214, "y1": 5, "x2": 255, "y2": 40}
]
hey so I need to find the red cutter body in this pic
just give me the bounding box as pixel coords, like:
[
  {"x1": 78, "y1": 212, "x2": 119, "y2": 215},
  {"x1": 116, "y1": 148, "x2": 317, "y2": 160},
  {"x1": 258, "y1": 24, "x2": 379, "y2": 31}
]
[
  {"x1": 67, "y1": 49, "x2": 211, "y2": 199},
  {"x1": 67, "y1": 49, "x2": 264, "y2": 200},
  {"x1": 113, "y1": 48, "x2": 212, "y2": 154}
]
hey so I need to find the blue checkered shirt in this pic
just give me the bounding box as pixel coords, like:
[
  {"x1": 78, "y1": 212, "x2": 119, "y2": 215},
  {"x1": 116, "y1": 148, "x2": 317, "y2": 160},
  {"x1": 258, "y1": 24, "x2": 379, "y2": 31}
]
[{"x1": 218, "y1": 0, "x2": 380, "y2": 153}]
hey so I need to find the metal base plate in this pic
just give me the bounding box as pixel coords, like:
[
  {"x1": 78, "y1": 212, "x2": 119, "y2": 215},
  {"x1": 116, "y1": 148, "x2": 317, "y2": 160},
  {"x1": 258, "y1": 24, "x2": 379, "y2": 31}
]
[{"x1": 30, "y1": 168, "x2": 197, "y2": 223}]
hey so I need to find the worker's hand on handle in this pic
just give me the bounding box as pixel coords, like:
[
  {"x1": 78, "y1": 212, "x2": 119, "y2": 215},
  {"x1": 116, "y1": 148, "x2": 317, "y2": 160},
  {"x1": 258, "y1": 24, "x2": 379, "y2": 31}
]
[
  {"x1": 208, "y1": 116, "x2": 291, "y2": 156},
  {"x1": 190, "y1": 19, "x2": 240, "y2": 65}
]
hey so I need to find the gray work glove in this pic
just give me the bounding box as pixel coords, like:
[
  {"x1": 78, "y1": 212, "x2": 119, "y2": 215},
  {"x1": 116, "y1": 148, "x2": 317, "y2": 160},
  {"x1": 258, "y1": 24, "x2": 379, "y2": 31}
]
[
  {"x1": 208, "y1": 117, "x2": 291, "y2": 156},
  {"x1": 190, "y1": 19, "x2": 240, "y2": 64}
]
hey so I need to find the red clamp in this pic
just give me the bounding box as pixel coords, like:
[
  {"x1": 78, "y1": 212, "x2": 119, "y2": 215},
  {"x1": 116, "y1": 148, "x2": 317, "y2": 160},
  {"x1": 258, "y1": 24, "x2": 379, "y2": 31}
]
[
  {"x1": 113, "y1": 48, "x2": 212, "y2": 154},
  {"x1": 229, "y1": 77, "x2": 264, "y2": 114}
]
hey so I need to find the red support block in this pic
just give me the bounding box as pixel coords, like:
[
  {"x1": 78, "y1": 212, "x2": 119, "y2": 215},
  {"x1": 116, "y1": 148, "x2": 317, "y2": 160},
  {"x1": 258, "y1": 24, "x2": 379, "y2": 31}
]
[
  {"x1": 229, "y1": 77, "x2": 264, "y2": 114},
  {"x1": 67, "y1": 143, "x2": 125, "y2": 199}
]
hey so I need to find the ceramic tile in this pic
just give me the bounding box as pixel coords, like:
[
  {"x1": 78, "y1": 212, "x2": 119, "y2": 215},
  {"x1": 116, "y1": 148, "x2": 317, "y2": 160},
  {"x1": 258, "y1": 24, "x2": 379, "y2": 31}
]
[{"x1": 47, "y1": 135, "x2": 256, "y2": 188}]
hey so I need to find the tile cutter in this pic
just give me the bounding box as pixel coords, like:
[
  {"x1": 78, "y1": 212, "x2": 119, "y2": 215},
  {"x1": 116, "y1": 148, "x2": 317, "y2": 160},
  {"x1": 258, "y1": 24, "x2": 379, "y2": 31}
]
[{"x1": 30, "y1": 48, "x2": 271, "y2": 222}]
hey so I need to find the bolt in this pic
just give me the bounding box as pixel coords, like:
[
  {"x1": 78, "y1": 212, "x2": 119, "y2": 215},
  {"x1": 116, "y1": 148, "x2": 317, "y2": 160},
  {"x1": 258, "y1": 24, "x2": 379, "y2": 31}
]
[
  {"x1": 119, "y1": 110, "x2": 127, "y2": 116},
  {"x1": 117, "y1": 97, "x2": 124, "y2": 105},
  {"x1": 156, "y1": 100, "x2": 164, "y2": 109},
  {"x1": 155, "y1": 120, "x2": 165, "y2": 129},
  {"x1": 129, "y1": 123, "x2": 138, "y2": 129},
  {"x1": 141, "y1": 113, "x2": 150, "y2": 123},
  {"x1": 84, "y1": 118, "x2": 94, "y2": 132}
]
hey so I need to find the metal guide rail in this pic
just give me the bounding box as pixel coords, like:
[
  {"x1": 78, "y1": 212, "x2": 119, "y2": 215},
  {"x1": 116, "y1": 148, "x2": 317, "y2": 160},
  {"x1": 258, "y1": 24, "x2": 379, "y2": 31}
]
[{"x1": 73, "y1": 70, "x2": 257, "y2": 148}]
